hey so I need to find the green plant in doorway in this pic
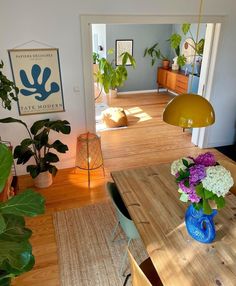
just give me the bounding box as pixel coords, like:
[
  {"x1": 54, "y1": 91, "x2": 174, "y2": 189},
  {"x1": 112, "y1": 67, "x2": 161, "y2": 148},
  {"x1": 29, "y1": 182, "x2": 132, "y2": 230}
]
[
  {"x1": 94, "y1": 49, "x2": 136, "y2": 99},
  {"x1": 93, "y1": 52, "x2": 100, "y2": 64},
  {"x1": 0, "y1": 61, "x2": 19, "y2": 110},
  {"x1": 143, "y1": 42, "x2": 169, "y2": 67},
  {"x1": 0, "y1": 118, "x2": 71, "y2": 179},
  {"x1": 0, "y1": 143, "x2": 45, "y2": 286}
]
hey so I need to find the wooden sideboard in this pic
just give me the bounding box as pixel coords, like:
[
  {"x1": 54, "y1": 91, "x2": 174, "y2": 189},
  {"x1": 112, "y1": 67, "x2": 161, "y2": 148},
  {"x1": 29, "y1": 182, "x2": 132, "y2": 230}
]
[{"x1": 157, "y1": 67, "x2": 189, "y2": 94}]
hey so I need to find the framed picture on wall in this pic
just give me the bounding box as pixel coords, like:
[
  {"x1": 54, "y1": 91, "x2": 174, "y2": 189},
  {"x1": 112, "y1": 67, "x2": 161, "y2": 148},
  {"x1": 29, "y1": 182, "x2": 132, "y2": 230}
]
[
  {"x1": 115, "y1": 39, "x2": 133, "y2": 66},
  {"x1": 8, "y1": 48, "x2": 65, "y2": 115}
]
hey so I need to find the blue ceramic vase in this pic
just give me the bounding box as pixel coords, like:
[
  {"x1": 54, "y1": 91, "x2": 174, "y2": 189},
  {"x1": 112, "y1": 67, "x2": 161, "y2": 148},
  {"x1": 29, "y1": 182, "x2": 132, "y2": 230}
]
[{"x1": 185, "y1": 204, "x2": 217, "y2": 243}]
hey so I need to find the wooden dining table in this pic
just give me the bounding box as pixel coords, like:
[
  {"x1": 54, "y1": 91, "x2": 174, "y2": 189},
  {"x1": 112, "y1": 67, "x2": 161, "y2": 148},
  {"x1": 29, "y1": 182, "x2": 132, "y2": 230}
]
[{"x1": 111, "y1": 163, "x2": 236, "y2": 286}]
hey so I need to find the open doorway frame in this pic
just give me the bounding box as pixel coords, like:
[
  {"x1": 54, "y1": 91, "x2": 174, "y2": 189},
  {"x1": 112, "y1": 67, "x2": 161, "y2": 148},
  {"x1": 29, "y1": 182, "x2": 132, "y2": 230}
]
[{"x1": 80, "y1": 15, "x2": 224, "y2": 148}]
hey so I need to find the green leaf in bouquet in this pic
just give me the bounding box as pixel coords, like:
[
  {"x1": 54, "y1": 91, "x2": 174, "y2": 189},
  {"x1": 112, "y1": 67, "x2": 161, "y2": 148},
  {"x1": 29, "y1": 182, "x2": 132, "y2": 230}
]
[
  {"x1": 182, "y1": 159, "x2": 189, "y2": 168},
  {"x1": 203, "y1": 189, "x2": 214, "y2": 199},
  {"x1": 0, "y1": 189, "x2": 45, "y2": 217},
  {"x1": 213, "y1": 195, "x2": 225, "y2": 209},
  {"x1": 203, "y1": 199, "x2": 212, "y2": 215},
  {"x1": 193, "y1": 201, "x2": 203, "y2": 211},
  {"x1": 196, "y1": 184, "x2": 204, "y2": 198}
]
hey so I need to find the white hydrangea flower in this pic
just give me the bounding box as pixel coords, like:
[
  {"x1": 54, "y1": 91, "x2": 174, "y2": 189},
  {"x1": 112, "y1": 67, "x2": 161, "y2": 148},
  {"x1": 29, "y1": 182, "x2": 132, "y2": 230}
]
[
  {"x1": 202, "y1": 165, "x2": 234, "y2": 197},
  {"x1": 171, "y1": 157, "x2": 194, "y2": 176}
]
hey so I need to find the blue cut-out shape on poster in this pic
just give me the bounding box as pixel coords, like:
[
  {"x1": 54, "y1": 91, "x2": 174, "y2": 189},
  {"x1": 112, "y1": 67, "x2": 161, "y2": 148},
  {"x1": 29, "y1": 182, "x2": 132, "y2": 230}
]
[{"x1": 19, "y1": 64, "x2": 60, "y2": 101}]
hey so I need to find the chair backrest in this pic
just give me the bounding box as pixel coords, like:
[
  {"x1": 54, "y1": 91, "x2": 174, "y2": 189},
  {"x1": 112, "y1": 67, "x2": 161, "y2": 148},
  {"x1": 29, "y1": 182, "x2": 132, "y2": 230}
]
[
  {"x1": 106, "y1": 182, "x2": 139, "y2": 239},
  {"x1": 218, "y1": 159, "x2": 236, "y2": 195},
  {"x1": 128, "y1": 249, "x2": 152, "y2": 286}
]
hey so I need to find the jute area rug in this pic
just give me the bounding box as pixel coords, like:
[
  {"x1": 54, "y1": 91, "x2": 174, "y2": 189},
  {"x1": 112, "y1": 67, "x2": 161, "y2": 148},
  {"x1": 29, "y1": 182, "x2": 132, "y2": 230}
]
[{"x1": 53, "y1": 202, "x2": 147, "y2": 286}]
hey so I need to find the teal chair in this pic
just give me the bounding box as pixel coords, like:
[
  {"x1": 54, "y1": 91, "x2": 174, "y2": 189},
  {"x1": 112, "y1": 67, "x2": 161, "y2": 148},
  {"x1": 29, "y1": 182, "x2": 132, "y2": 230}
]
[{"x1": 106, "y1": 182, "x2": 140, "y2": 275}]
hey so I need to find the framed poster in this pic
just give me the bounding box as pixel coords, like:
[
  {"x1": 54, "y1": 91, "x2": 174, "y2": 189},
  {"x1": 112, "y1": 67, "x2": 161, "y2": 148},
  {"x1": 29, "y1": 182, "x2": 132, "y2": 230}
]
[
  {"x1": 115, "y1": 40, "x2": 133, "y2": 66},
  {"x1": 8, "y1": 48, "x2": 65, "y2": 115}
]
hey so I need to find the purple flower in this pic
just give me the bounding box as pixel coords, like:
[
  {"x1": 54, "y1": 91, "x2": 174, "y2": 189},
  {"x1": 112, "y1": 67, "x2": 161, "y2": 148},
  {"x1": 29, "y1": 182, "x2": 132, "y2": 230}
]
[
  {"x1": 189, "y1": 164, "x2": 206, "y2": 184},
  {"x1": 179, "y1": 181, "x2": 195, "y2": 194},
  {"x1": 178, "y1": 181, "x2": 201, "y2": 203},
  {"x1": 188, "y1": 193, "x2": 201, "y2": 203},
  {"x1": 194, "y1": 152, "x2": 216, "y2": 167}
]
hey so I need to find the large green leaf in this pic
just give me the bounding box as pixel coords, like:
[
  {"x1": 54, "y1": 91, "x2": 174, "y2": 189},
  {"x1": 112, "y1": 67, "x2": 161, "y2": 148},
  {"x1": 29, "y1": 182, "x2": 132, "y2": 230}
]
[
  {"x1": 48, "y1": 165, "x2": 58, "y2": 177},
  {"x1": 0, "y1": 117, "x2": 27, "y2": 129},
  {"x1": 26, "y1": 165, "x2": 40, "y2": 179},
  {"x1": 30, "y1": 119, "x2": 49, "y2": 135},
  {"x1": 182, "y1": 23, "x2": 191, "y2": 35},
  {"x1": 0, "y1": 144, "x2": 13, "y2": 193},
  {"x1": 0, "y1": 214, "x2": 6, "y2": 235},
  {"x1": 2, "y1": 253, "x2": 35, "y2": 275},
  {"x1": 33, "y1": 129, "x2": 49, "y2": 150},
  {"x1": 45, "y1": 120, "x2": 71, "y2": 134},
  {"x1": 169, "y1": 33, "x2": 182, "y2": 49},
  {"x1": 13, "y1": 145, "x2": 34, "y2": 165},
  {"x1": 0, "y1": 240, "x2": 32, "y2": 271},
  {"x1": 0, "y1": 189, "x2": 45, "y2": 217},
  {"x1": 0, "y1": 276, "x2": 11, "y2": 286},
  {"x1": 0, "y1": 214, "x2": 32, "y2": 242},
  {"x1": 44, "y1": 152, "x2": 59, "y2": 163},
  {"x1": 50, "y1": 140, "x2": 68, "y2": 153}
]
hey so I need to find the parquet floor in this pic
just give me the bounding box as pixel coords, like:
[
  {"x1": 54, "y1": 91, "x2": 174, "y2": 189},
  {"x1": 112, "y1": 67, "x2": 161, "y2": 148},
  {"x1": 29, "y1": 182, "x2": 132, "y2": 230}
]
[{"x1": 14, "y1": 91, "x2": 226, "y2": 285}]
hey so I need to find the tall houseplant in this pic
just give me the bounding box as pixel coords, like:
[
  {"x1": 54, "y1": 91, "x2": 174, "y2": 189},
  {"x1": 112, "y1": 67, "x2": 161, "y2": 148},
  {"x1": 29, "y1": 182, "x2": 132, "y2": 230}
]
[
  {"x1": 94, "y1": 49, "x2": 136, "y2": 99},
  {"x1": 0, "y1": 143, "x2": 45, "y2": 286},
  {"x1": 0, "y1": 61, "x2": 19, "y2": 110},
  {"x1": 0, "y1": 118, "x2": 71, "y2": 188},
  {"x1": 144, "y1": 43, "x2": 170, "y2": 69},
  {"x1": 169, "y1": 23, "x2": 205, "y2": 70}
]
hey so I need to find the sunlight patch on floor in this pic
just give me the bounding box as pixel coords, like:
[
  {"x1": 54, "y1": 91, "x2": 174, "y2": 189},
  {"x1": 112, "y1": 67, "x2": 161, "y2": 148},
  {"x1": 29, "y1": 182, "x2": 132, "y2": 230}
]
[{"x1": 125, "y1": 106, "x2": 152, "y2": 122}]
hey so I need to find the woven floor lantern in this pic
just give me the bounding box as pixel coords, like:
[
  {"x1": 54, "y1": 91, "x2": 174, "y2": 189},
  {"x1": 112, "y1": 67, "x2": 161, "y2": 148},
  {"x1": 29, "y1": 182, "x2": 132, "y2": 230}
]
[{"x1": 76, "y1": 132, "x2": 105, "y2": 188}]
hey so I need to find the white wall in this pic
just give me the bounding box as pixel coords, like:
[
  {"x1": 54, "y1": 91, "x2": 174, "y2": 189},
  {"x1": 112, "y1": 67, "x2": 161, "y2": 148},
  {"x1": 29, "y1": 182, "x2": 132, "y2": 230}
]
[
  {"x1": 0, "y1": 0, "x2": 236, "y2": 174},
  {"x1": 92, "y1": 24, "x2": 106, "y2": 59}
]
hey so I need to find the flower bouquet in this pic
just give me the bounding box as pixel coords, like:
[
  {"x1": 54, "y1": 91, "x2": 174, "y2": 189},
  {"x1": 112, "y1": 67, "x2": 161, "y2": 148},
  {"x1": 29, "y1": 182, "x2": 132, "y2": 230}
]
[{"x1": 171, "y1": 152, "x2": 234, "y2": 215}]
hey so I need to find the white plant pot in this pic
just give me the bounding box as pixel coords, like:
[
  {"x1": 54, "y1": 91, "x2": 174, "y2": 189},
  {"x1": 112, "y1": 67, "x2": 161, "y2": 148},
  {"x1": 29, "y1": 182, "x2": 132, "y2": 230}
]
[
  {"x1": 34, "y1": 171, "x2": 53, "y2": 188},
  {"x1": 109, "y1": 89, "x2": 117, "y2": 98}
]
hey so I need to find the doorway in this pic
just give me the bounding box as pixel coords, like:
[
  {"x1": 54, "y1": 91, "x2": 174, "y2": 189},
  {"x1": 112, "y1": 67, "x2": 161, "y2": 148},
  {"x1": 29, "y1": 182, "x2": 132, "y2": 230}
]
[{"x1": 81, "y1": 15, "x2": 224, "y2": 148}]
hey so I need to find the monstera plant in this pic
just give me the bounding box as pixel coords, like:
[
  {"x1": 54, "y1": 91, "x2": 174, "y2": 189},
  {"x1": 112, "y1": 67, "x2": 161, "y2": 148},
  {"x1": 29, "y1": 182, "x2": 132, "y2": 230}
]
[
  {"x1": 0, "y1": 61, "x2": 18, "y2": 110},
  {"x1": 94, "y1": 49, "x2": 136, "y2": 99},
  {"x1": 0, "y1": 143, "x2": 45, "y2": 286},
  {"x1": 0, "y1": 118, "x2": 71, "y2": 188}
]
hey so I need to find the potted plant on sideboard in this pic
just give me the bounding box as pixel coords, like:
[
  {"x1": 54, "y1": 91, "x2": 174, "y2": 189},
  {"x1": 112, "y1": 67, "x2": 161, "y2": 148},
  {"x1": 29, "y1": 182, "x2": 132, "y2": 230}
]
[
  {"x1": 94, "y1": 49, "x2": 136, "y2": 100},
  {"x1": 0, "y1": 118, "x2": 71, "y2": 188},
  {"x1": 144, "y1": 42, "x2": 170, "y2": 69}
]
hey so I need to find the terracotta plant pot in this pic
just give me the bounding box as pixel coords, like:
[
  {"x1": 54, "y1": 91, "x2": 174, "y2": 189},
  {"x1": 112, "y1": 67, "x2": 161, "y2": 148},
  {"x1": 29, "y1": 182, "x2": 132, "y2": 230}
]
[
  {"x1": 34, "y1": 171, "x2": 53, "y2": 188},
  {"x1": 162, "y1": 60, "x2": 170, "y2": 69}
]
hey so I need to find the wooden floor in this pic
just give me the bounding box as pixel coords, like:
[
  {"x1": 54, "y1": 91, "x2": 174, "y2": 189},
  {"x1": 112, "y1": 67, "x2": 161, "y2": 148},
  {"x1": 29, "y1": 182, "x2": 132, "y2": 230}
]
[{"x1": 14, "y1": 91, "x2": 227, "y2": 286}]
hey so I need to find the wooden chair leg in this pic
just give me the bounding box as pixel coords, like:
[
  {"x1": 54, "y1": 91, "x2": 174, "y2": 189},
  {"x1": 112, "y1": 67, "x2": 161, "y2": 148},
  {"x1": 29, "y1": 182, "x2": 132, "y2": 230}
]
[{"x1": 120, "y1": 238, "x2": 132, "y2": 276}]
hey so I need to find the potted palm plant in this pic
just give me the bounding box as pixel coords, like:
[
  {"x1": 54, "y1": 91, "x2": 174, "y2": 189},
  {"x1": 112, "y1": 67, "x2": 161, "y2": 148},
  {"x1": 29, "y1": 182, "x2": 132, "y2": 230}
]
[
  {"x1": 0, "y1": 118, "x2": 71, "y2": 188},
  {"x1": 94, "y1": 49, "x2": 136, "y2": 99},
  {"x1": 144, "y1": 43, "x2": 170, "y2": 69}
]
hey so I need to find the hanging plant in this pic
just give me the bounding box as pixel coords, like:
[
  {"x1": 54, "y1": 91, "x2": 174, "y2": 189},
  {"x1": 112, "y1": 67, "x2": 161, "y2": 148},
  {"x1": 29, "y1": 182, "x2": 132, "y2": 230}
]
[{"x1": 0, "y1": 61, "x2": 19, "y2": 110}]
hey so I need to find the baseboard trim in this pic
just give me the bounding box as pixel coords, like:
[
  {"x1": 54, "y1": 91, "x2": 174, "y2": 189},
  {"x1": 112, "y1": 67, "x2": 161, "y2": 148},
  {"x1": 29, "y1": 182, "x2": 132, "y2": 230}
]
[{"x1": 117, "y1": 89, "x2": 158, "y2": 95}]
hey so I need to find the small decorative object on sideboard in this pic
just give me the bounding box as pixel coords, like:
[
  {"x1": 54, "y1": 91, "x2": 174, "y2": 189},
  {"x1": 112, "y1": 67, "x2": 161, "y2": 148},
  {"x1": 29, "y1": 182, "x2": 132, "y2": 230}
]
[
  {"x1": 171, "y1": 152, "x2": 234, "y2": 243},
  {"x1": 0, "y1": 117, "x2": 71, "y2": 188}
]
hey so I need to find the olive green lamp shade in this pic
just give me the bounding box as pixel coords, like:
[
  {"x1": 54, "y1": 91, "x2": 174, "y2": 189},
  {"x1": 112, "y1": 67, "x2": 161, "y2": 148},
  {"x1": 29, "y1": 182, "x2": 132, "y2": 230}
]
[{"x1": 163, "y1": 93, "x2": 215, "y2": 128}]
